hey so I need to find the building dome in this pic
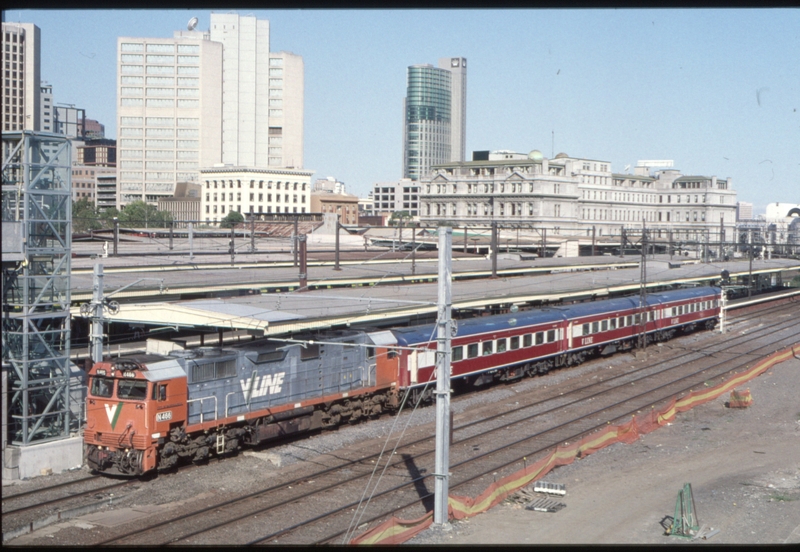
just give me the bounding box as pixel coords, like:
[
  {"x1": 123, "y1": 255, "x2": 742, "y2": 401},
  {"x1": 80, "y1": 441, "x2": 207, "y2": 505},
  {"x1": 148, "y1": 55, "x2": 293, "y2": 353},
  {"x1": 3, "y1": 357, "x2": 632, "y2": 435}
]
[
  {"x1": 527, "y1": 149, "x2": 543, "y2": 161},
  {"x1": 555, "y1": 152, "x2": 569, "y2": 159}
]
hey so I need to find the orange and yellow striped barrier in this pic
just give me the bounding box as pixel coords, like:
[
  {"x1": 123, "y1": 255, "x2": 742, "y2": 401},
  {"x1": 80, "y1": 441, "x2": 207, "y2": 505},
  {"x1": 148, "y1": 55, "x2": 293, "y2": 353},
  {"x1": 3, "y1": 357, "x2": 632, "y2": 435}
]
[{"x1": 351, "y1": 344, "x2": 798, "y2": 545}]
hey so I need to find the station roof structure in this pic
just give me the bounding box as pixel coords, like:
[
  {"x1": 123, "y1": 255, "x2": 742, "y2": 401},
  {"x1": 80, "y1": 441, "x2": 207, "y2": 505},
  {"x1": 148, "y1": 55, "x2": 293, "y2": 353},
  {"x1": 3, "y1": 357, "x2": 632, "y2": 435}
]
[{"x1": 68, "y1": 255, "x2": 800, "y2": 338}]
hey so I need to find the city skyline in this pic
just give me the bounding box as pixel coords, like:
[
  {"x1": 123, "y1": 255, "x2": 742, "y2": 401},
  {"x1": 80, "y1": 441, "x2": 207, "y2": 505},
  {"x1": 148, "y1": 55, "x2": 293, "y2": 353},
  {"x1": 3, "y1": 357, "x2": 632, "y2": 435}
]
[{"x1": 7, "y1": 8, "x2": 800, "y2": 213}]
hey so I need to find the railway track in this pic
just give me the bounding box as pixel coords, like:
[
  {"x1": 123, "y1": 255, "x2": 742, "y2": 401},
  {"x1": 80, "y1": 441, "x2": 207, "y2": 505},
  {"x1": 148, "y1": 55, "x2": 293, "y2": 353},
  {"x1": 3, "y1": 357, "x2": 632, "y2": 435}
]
[{"x1": 79, "y1": 302, "x2": 797, "y2": 546}]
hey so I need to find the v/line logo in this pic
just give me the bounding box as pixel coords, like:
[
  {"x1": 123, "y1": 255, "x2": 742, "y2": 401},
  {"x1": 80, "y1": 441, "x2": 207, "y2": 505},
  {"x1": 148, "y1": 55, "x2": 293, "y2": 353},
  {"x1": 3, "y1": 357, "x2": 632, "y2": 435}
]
[
  {"x1": 104, "y1": 402, "x2": 124, "y2": 430},
  {"x1": 240, "y1": 372, "x2": 286, "y2": 398}
]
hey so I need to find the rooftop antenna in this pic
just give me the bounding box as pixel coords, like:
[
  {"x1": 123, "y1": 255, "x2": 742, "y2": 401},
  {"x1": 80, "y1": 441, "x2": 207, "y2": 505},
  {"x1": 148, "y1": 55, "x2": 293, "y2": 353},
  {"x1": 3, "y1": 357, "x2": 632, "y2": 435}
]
[{"x1": 187, "y1": 17, "x2": 199, "y2": 31}]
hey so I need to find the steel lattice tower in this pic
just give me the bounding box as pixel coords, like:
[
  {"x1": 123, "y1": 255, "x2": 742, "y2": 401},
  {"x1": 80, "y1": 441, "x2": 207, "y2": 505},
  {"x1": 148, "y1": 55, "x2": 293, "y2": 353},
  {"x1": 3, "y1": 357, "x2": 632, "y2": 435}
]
[{"x1": 2, "y1": 131, "x2": 72, "y2": 446}]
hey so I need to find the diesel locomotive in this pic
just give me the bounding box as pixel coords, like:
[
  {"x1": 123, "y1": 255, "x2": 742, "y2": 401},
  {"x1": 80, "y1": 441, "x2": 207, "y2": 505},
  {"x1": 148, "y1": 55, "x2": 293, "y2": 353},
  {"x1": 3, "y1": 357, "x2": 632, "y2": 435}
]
[{"x1": 85, "y1": 286, "x2": 721, "y2": 475}]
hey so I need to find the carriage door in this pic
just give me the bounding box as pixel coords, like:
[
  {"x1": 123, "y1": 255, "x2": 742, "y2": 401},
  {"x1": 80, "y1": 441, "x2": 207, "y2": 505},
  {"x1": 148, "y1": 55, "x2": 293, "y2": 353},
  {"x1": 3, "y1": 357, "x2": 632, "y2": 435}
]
[{"x1": 409, "y1": 351, "x2": 418, "y2": 384}]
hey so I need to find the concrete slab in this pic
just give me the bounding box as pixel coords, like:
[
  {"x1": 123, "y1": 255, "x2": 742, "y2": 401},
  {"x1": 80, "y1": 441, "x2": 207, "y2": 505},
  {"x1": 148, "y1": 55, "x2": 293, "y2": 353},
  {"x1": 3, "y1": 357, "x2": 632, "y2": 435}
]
[
  {"x1": 78, "y1": 506, "x2": 159, "y2": 527},
  {"x1": 2, "y1": 436, "x2": 83, "y2": 480}
]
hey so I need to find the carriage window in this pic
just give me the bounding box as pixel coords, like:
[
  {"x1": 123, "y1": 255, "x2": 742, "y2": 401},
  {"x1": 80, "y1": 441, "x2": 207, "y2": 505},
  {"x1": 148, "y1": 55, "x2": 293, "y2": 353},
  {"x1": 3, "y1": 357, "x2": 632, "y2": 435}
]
[
  {"x1": 546, "y1": 329, "x2": 556, "y2": 343},
  {"x1": 671, "y1": 307, "x2": 676, "y2": 316},
  {"x1": 582, "y1": 323, "x2": 590, "y2": 335},
  {"x1": 467, "y1": 343, "x2": 479, "y2": 358},
  {"x1": 610, "y1": 318, "x2": 617, "y2": 330},
  {"x1": 90, "y1": 376, "x2": 114, "y2": 398},
  {"x1": 482, "y1": 341, "x2": 494, "y2": 355},
  {"x1": 496, "y1": 339, "x2": 507, "y2": 353},
  {"x1": 510, "y1": 336, "x2": 520, "y2": 350},
  {"x1": 523, "y1": 334, "x2": 532, "y2": 347},
  {"x1": 626, "y1": 315, "x2": 633, "y2": 326},
  {"x1": 535, "y1": 332, "x2": 544, "y2": 345},
  {"x1": 601, "y1": 320, "x2": 608, "y2": 332},
  {"x1": 452, "y1": 346, "x2": 463, "y2": 361},
  {"x1": 634, "y1": 314, "x2": 641, "y2": 325},
  {"x1": 117, "y1": 379, "x2": 148, "y2": 400},
  {"x1": 592, "y1": 321, "x2": 599, "y2": 333}
]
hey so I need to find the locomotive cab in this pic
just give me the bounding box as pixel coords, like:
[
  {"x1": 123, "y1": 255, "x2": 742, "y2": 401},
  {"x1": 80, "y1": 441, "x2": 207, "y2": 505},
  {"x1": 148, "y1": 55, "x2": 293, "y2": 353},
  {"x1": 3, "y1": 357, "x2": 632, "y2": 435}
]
[{"x1": 84, "y1": 355, "x2": 187, "y2": 475}]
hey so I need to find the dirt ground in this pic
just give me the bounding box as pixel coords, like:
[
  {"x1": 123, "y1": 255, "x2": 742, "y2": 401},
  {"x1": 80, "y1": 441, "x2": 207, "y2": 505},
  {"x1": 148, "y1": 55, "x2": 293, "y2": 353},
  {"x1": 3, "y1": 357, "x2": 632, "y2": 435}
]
[{"x1": 408, "y1": 356, "x2": 800, "y2": 545}]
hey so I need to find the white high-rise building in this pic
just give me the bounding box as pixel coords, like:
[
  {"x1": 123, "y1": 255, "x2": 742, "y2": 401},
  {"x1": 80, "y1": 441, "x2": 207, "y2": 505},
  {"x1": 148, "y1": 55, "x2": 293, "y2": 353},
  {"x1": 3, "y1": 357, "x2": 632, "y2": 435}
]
[
  {"x1": 116, "y1": 30, "x2": 223, "y2": 207},
  {"x1": 209, "y1": 13, "x2": 304, "y2": 169},
  {"x1": 2, "y1": 22, "x2": 41, "y2": 132}
]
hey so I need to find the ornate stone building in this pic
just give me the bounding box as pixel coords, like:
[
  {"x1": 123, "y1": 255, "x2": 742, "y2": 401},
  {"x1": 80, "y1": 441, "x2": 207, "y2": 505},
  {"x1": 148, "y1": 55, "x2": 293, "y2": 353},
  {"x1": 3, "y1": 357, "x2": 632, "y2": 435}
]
[{"x1": 419, "y1": 150, "x2": 737, "y2": 240}]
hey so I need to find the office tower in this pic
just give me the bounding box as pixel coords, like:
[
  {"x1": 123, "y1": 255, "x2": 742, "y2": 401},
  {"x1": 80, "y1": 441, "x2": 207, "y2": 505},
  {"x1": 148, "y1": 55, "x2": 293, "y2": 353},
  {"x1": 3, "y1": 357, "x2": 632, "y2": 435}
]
[
  {"x1": 209, "y1": 13, "x2": 304, "y2": 169},
  {"x1": 2, "y1": 22, "x2": 41, "y2": 132},
  {"x1": 441, "y1": 57, "x2": 466, "y2": 163},
  {"x1": 402, "y1": 57, "x2": 467, "y2": 181},
  {"x1": 116, "y1": 30, "x2": 223, "y2": 207}
]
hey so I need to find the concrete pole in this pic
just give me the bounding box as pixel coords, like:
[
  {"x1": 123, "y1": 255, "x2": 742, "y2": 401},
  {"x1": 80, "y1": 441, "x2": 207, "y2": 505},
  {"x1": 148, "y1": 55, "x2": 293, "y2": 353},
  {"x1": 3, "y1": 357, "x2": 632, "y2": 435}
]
[
  {"x1": 250, "y1": 216, "x2": 255, "y2": 253},
  {"x1": 293, "y1": 216, "x2": 299, "y2": 267},
  {"x1": 169, "y1": 220, "x2": 174, "y2": 251},
  {"x1": 188, "y1": 222, "x2": 194, "y2": 260},
  {"x1": 91, "y1": 264, "x2": 105, "y2": 363},
  {"x1": 334, "y1": 215, "x2": 341, "y2": 271},
  {"x1": 748, "y1": 229, "x2": 753, "y2": 298},
  {"x1": 491, "y1": 221, "x2": 498, "y2": 278},
  {"x1": 411, "y1": 222, "x2": 417, "y2": 276},
  {"x1": 463, "y1": 226, "x2": 468, "y2": 254},
  {"x1": 592, "y1": 225, "x2": 596, "y2": 257},
  {"x1": 719, "y1": 215, "x2": 724, "y2": 260},
  {"x1": 230, "y1": 225, "x2": 235, "y2": 266},
  {"x1": 299, "y1": 234, "x2": 308, "y2": 291},
  {"x1": 434, "y1": 227, "x2": 452, "y2": 526},
  {"x1": 113, "y1": 218, "x2": 119, "y2": 256}
]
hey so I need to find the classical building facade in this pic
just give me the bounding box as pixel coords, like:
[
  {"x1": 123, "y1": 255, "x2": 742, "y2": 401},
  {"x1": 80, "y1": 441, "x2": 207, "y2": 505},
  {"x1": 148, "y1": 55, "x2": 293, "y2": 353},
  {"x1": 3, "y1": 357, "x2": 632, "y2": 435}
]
[
  {"x1": 419, "y1": 150, "x2": 738, "y2": 240},
  {"x1": 199, "y1": 166, "x2": 313, "y2": 225}
]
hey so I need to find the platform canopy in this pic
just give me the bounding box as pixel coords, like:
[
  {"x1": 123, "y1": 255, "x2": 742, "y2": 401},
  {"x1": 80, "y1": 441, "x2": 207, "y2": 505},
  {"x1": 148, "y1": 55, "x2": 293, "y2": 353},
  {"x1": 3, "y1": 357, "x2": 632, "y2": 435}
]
[{"x1": 69, "y1": 298, "x2": 305, "y2": 333}]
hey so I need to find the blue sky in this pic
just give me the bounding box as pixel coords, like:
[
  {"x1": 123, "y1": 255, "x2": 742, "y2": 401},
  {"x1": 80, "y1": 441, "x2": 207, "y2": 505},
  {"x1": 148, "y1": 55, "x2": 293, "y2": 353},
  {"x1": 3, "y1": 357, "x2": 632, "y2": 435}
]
[{"x1": 10, "y1": 8, "x2": 800, "y2": 212}]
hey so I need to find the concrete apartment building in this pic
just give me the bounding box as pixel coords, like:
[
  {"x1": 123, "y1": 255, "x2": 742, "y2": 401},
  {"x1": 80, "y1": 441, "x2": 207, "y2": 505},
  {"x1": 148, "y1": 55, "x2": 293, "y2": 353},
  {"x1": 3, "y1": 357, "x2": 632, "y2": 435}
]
[
  {"x1": 116, "y1": 28, "x2": 223, "y2": 208},
  {"x1": 39, "y1": 82, "x2": 52, "y2": 131},
  {"x1": 2, "y1": 22, "x2": 40, "y2": 132},
  {"x1": 419, "y1": 149, "x2": 738, "y2": 240},
  {"x1": 402, "y1": 57, "x2": 467, "y2": 181},
  {"x1": 117, "y1": 13, "x2": 305, "y2": 211},
  {"x1": 209, "y1": 13, "x2": 304, "y2": 169},
  {"x1": 157, "y1": 182, "x2": 201, "y2": 226},
  {"x1": 737, "y1": 201, "x2": 754, "y2": 221},
  {"x1": 372, "y1": 179, "x2": 421, "y2": 217}
]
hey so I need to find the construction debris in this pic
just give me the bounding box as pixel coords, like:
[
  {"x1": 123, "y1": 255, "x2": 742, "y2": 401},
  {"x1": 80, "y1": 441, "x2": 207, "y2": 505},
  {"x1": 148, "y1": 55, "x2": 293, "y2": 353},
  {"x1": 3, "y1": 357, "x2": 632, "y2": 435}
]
[
  {"x1": 667, "y1": 483, "x2": 700, "y2": 538},
  {"x1": 534, "y1": 481, "x2": 567, "y2": 496},
  {"x1": 525, "y1": 498, "x2": 567, "y2": 513},
  {"x1": 727, "y1": 388, "x2": 752, "y2": 408}
]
